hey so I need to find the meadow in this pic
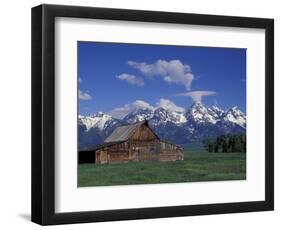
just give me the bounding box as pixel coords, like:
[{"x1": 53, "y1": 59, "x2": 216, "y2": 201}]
[{"x1": 78, "y1": 150, "x2": 246, "y2": 187}]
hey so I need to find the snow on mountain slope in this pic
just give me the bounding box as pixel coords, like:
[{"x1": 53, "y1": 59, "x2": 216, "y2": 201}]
[
  {"x1": 221, "y1": 106, "x2": 246, "y2": 128},
  {"x1": 208, "y1": 105, "x2": 225, "y2": 119},
  {"x1": 78, "y1": 112, "x2": 113, "y2": 131},
  {"x1": 123, "y1": 108, "x2": 154, "y2": 124},
  {"x1": 150, "y1": 107, "x2": 186, "y2": 126},
  {"x1": 185, "y1": 103, "x2": 217, "y2": 124}
]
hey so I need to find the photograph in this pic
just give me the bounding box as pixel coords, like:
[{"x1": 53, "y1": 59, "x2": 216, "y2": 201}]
[{"x1": 77, "y1": 41, "x2": 247, "y2": 187}]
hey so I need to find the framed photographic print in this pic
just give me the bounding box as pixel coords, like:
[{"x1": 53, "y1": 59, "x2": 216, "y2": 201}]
[{"x1": 31, "y1": 4, "x2": 274, "y2": 225}]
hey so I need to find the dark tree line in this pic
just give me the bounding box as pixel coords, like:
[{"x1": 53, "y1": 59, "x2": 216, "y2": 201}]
[{"x1": 203, "y1": 134, "x2": 246, "y2": 153}]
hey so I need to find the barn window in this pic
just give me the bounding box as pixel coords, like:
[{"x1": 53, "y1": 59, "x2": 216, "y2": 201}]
[
  {"x1": 118, "y1": 143, "x2": 124, "y2": 150},
  {"x1": 167, "y1": 143, "x2": 171, "y2": 150},
  {"x1": 148, "y1": 146, "x2": 156, "y2": 153},
  {"x1": 111, "y1": 144, "x2": 117, "y2": 151}
]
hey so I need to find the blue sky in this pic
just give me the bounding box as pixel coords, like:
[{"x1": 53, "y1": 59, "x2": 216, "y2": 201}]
[{"x1": 78, "y1": 41, "x2": 246, "y2": 117}]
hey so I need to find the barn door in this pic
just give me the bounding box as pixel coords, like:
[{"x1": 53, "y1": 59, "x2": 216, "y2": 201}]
[
  {"x1": 132, "y1": 149, "x2": 139, "y2": 162},
  {"x1": 100, "y1": 151, "x2": 108, "y2": 164}
]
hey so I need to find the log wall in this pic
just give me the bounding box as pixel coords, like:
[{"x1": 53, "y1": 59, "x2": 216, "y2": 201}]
[
  {"x1": 108, "y1": 151, "x2": 129, "y2": 163},
  {"x1": 94, "y1": 142, "x2": 184, "y2": 164}
]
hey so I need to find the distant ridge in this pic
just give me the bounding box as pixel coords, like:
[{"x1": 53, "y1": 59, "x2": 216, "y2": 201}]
[{"x1": 78, "y1": 103, "x2": 246, "y2": 150}]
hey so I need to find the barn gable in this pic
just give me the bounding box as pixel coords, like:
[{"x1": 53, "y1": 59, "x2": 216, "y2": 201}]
[
  {"x1": 104, "y1": 121, "x2": 159, "y2": 143},
  {"x1": 130, "y1": 123, "x2": 159, "y2": 141}
]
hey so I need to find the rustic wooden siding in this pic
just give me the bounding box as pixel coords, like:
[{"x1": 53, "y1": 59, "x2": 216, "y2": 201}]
[
  {"x1": 130, "y1": 125, "x2": 158, "y2": 141},
  {"x1": 108, "y1": 151, "x2": 129, "y2": 163},
  {"x1": 159, "y1": 141, "x2": 184, "y2": 161},
  {"x1": 96, "y1": 150, "x2": 108, "y2": 164},
  {"x1": 158, "y1": 151, "x2": 184, "y2": 161},
  {"x1": 130, "y1": 141, "x2": 160, "y2": 162},
  {"x1": 90, "y1": 123, "x2": 184, "y2": 164}
]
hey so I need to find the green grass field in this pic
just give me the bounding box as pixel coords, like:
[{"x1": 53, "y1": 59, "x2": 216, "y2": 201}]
[{"x1": 78, "y1": 150, "x2": 246, "y2": 187}]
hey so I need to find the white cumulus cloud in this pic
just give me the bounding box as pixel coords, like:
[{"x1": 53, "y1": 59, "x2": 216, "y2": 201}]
[
  {"x1": 116, "y1": 73, "x2": 144, "y2": 86},
  {"x1": 109, "y1": 98, "x2": 185, "y2": 119},
  {"x1": 156, "y1": 98, "x2": 185, "y2": 113},
  {"x1": 109, "y1": 100, "x2": 154, "y2": 119},
  {"x1": 78, "y1": 77, "x2": 92, "y2": 100},
  {"x1": 78, "y1": 89, "x2": 92, "y2": 100},
  {"x1": 127, "y1": 59, "x2": 194, "y2": 90},
  {"x1": 177, "y1": 91, "x2": 216, "y2": 104}
]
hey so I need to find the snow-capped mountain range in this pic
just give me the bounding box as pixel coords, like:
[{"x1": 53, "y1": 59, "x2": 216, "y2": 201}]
[{"x1": 78, "y1": 103, "x2": 246, "y2": 150}]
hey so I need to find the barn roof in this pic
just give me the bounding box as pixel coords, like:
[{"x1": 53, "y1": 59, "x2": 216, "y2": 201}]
[
  {"x1": 104, "y1": 120, "x2": 159, "y2": 143},
  {"x1": 90, "y1": 141, "x2": 124, "y2": 151}
]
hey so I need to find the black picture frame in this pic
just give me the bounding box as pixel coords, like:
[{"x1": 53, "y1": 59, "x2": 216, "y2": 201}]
[{"x1": 31, "y1": 4, "x2": 274, "y2": 225}]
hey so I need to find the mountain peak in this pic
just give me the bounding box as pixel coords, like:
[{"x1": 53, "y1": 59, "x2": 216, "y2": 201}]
[
  {"x1": 190, "y1": 101, "x2": 204, "y2": 107},
  {"x1": 150, "y1": 106, "x2": 187, "y2": 125},
  {"x1": 227, "y1": 106, "x2": 245, "y2": 115},
  {"x1": 92, "y1": 111, "x2": 107, "y2": 117},
  {"x1": 79, "y1": 112, "x2": 114, "y2": 131},
  {"x1": 222, "y1": 106, "x2": 246, "y2": 128},
  {"x1": 208, "y1": 105, "x2": 224, "y2": 118},
  {"x1": 154, "y1": 107, "x2": 167, "y2": 112},
  {"x1": 123, "y1": 108, "x2": 154, "y2": 124},
  {"x1": 210, "y1": 105, "x2": 223, "y2": 111},
  {"x1": 189, "y1": 102, "x2": 208, "y2": 114},
  {"x1": 186, "y1": 102, "x2": 216, "y2": 124},
  {"x1": 230, "y1": 105, "x2": 239, "y2": 111}
]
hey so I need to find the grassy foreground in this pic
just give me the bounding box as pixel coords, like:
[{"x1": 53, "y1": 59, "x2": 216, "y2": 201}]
[{"x1": 78, "y1": 150, "x2": 246, "y2": 187}]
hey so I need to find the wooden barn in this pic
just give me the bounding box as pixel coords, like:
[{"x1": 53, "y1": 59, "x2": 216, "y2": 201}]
[{"x1": 78, "y1": 121, "x2": 184, "y2": 164}]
